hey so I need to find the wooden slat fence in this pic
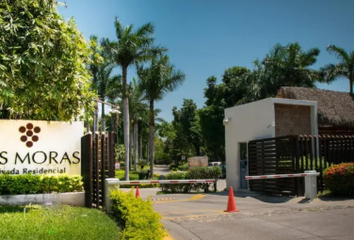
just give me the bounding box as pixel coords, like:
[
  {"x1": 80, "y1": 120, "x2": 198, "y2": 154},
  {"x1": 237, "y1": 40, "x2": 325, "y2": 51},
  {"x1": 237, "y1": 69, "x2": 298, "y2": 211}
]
[
  {"x1": 248, "y1": 135, "x2": 302, "y2": 196},
  {"x1": 81, "y1": 132, "x2": 115, "y2": 208},
  {"x1": 248, "y1": 134, "x2": 354, "y2": 196},
  {"x1": 298, "y1": 135, "x2": 354, "y2": 192}
]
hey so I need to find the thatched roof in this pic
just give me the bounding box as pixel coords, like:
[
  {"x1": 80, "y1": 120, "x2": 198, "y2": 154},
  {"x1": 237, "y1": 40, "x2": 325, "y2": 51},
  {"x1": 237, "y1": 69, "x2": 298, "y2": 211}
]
[{"x1": 276, "y1": 87, "x2": 354, "y2": 126}]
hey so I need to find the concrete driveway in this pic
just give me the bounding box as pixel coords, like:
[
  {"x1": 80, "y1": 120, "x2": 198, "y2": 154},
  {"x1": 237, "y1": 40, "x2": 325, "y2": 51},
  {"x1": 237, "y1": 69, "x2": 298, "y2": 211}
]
[{"x1": 150, "y1": 191, "x2": 354, "y2": 240}]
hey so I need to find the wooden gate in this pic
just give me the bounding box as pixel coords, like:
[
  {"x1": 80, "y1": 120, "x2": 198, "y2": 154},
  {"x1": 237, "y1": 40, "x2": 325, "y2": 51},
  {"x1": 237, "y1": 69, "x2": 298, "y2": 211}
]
[
  {"x1": 248, "y1": 135, "x2": 303, "y2": 196},
  {"x1": 248, "y1": 135, "x2": 354, "y2": 196},
  {"x1": 81, "y1": 132, "x2": 115, "y2": 208}
]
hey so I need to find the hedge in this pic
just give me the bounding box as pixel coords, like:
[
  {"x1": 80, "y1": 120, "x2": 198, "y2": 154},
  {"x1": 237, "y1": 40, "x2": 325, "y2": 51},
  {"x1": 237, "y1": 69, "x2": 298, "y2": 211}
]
[
  {"x1": 110, "y1": 189, "x2": 165, "y2": 240},
  {"x1": 120, "y1": 183, "x2": 159, "y2": 188},
  {"x1": 323, "y1": 163, "x2": 354, "y2": 196},
  {"x1": 0, "y1": 174, "x2": 83, "y2": 195},
  {"x1": 161, "y1": 166, "x2": 221, "y2": 193}
]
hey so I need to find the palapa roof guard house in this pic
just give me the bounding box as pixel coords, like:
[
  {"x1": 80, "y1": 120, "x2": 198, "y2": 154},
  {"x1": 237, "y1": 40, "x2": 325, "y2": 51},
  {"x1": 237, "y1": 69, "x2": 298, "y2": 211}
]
[
  {"x1": 224, "y1": 86, "x2": 354, "y2": 191},
  {"x1": 276, "y1": 87, "x2": 354, "y2": 134}
]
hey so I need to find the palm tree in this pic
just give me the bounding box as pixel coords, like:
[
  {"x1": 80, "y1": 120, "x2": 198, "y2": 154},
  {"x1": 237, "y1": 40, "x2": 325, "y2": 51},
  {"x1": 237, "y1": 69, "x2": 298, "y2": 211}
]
[
  {"x1": 109, "y1": 18, "x2": 165, "y2": 180},
  {"x1": 321, "y1": 45, "x2": 354, "y2": 93},
  {"x1": 92, "y1": 38, "x2": 121, "y2": 132},
  {"x1": 137, "y1": 55, "x2": 185, "y2": 177},
  {"x1": 240, "y1": 42, "x2": 321, "y2": 104},
  {"x1": 261, "y1": 42, "x2": 320, "y2": 92},
  {"x1": 128, "y1": 78, "x2": 149, "y2": 171},
  {"x1": 88, "y1": 35, "x2": 103, "y2": 132}
]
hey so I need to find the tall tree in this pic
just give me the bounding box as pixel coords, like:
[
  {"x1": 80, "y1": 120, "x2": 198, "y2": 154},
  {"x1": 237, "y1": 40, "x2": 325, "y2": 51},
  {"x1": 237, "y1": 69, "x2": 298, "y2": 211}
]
[
  {"x1": 109, "y1": 18, "x2": 164, "y2": 180},
  {"x1": 0, "y1": 0, "x2": 95, "y2": 120},
  {"x1": 172, "y1": 99, "x2": 203, "y2": 156},
  {"x1": 128, "y1": 78, "x2": 149, "y2": 171},
  {"x1": 321, "y1": 45, "x2": 354, "y2": 93},
  {"x1": 244, "y1": 42, "x2": 320, "y2": 102},
  {"x1": 88, "y1": 35, "x2": 103, "y2": 132},
  {"x1": 199, "y1": 67, "x2": 250, "y2": 161},
  {"x1": 138, "y1": 55, "x2": 185, "y2": 177}
]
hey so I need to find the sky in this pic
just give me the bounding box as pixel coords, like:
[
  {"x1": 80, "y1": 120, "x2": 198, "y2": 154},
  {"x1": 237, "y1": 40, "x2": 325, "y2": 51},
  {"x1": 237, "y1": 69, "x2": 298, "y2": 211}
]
[{"x1": 58, "y1": 0, "x2": 354, "y2": 122}]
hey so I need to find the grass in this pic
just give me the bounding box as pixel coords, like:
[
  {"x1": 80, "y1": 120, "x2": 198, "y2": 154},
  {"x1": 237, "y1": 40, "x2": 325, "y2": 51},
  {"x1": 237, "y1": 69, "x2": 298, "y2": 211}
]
[
  {"x1": 115, "y1": 170, "x2": 139, "y2": 180},
  {"x1": 0, "y1": 204, "x2": 120, "y2": 240},
  {"x1": 115, "y1": 170, "x2": 160, "y2": 181},
  {"x1": 317, "y1": 189, "x2": 332, "y2": 198},
  {"x1": 120, "y1": 183, "x2": 160, "y2": 188}
]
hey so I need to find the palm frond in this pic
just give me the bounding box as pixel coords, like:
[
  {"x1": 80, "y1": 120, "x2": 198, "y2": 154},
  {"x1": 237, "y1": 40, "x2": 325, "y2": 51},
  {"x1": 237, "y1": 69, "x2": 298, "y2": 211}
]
[
  {"x1": 327, "y1": 45, "x2": 350, "y2": 64},
  {"x1": 135, "y1": 22, "x2": 154, "y2": 37},
  {"x1": 114, "y1": 17, "x2": 124, "y2": 40},
  {"x1": 320, "y1": 63, "x2": 347, "y2": 83}
]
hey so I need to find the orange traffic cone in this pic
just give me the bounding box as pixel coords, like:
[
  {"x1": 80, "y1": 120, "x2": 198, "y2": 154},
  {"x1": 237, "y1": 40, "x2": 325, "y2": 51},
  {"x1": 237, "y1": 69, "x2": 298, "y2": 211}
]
[
  {"x1": 224, "y1": 186, "x2": 239, "y2": 212},
  {"x1": 135, "y1": 186, "x2": 140, "y2": 198}
]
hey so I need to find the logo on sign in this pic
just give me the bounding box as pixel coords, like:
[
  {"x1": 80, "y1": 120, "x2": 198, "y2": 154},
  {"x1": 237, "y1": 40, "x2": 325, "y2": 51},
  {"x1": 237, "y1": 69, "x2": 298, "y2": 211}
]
[{"x1": 19, "y1": 123, "x2": 41, "y2": 148}]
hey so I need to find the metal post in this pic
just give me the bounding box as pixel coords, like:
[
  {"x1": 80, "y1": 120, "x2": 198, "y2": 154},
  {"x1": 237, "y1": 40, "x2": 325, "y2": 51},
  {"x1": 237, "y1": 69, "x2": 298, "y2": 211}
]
[
  {"x1": 104, "y1": 178, "x2": 120, "y2": 214},
  {"x1": 304, "y1": 170, "x2": 318, "y2": 200}
]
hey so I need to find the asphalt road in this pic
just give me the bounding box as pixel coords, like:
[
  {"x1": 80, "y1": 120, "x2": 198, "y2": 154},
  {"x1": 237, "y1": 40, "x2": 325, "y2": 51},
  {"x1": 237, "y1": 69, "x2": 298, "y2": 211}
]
[
  {"x1": 127, "y1": 165, "x2": 354, "y2": 239},
  {"x1": 152, "y1": 192, "x2": 354, "y2": 240}
]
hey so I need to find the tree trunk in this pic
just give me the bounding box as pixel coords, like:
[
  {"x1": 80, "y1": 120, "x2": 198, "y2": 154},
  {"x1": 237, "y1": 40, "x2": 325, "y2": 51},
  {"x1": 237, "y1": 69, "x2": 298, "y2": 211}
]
[
  {"x1": 129, "y1": 129, "x2": 133, "y2": 171},
  {"x1": 146, "y1": 143, "x2": 149, "y2": 160},
  {"x1": 149, "y1": 100, "x2": 155, "y2": 178},
  {"x1": 134, "y1": 119, "x2": 138, "y2": 171},
  {"x1": 101, "y1": 101, "x2": 105, "y2": 132},
  {"x1": 115, "y1": 113, "x2": 119, "y2": 145},
  {"x1": 93, "y1": 103, "x2": 98, "y2": 132},
  {"x1": 122, "y1": 67, "x2": 130, "y2": 180},
  {"x1": 139, "y1": 133, "x2": 143, "y2": 160},
  {"x1": 86, "y1": 123, "x2": 90, "y2": 133},
  {"x1": 350, "y1": 79, "x2": 353, "y2": 94}
]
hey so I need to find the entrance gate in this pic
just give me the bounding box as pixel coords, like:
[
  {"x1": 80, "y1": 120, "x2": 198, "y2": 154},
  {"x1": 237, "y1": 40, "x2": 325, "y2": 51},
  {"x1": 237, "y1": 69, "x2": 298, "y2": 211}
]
[{"x1": 81, "y1": 132, "x2": 115, "y2": 208}]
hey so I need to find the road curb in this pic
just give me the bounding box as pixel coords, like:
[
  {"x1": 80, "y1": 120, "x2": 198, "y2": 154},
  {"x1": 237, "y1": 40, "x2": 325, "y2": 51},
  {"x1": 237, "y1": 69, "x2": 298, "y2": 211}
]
[
  {"x1": 164, "y1": 232, "x2": 175, "y2": 240},
  {"x1": 152, "y1": 197, "x2": 176, "y2": 201}
]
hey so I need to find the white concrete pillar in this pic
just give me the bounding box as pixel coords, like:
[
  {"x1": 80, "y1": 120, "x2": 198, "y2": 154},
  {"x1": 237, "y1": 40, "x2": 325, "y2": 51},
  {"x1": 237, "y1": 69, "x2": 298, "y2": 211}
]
[
  {"x1": 304, "y1": 170, "x2": 318, "y2": 200},
  {"x1": 105, "y1": 178, "x2": 120, "y2": 213}
]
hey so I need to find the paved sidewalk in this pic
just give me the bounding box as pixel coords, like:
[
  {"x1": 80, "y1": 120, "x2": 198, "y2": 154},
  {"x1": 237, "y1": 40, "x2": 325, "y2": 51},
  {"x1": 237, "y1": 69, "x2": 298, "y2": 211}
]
[{"x1": 118, "y1": 186, "x2": 354, "y2": 239}]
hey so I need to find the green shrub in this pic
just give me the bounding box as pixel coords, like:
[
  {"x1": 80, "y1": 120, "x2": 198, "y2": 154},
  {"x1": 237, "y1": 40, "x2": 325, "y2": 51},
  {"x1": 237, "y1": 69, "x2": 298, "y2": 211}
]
[
  {"x1": 119, "y1": 184, "x2": 160, "y2": 188},
  {"x1": 169, "y1": 163, "x2": 177, "y2": 171},
  {"x1": 161, "y1": 172, "x2": 189, "y2": 193},
  {"x1": 110, "y1": 189, "x2": 165, "y2": 240},
  {"x1": 138, "y1": 159, "x2": 149, "y2": 170},
  {"x1": 178, "y1": 163, "x2": 189, "y2": 171},
  {"x1": 323, "y1": 163, "x2": 354, "y2": 196},
  {"x1": 187, "y1": 166, "x2": 221, "y2": 192},
  {"x1": 138, "y1": 170, "x2": 150, "y2": 180},
  {"x1": 120, "y1": 162, "x2": 126, "y2": 169},
  {"x1": 160, "y1": 167, "x2": 221, "y2": 193},
  {"x1": 0, "y1": 174, "x2": 83, "y2": 195}
]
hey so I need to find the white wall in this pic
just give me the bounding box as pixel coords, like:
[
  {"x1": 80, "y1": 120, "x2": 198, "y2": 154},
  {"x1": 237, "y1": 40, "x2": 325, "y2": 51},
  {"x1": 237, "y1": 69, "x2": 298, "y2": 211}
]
[
  {"x1": 224, "y1": 98, "x2": 318, "y2": 191},
  {"x1": 224, "y1": 99, "x2": 275, "y2": 191}
]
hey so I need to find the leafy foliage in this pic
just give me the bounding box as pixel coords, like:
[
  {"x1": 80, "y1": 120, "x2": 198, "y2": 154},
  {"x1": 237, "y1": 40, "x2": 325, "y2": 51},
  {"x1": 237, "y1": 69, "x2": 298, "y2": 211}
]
[
  {"x1": 320, "y1": 45, "x2": 354, "y2": 93},
  {"x1": 115, "y1": 144, "x2": 126, "y2": 162},
  {"x1": 160, "y1": 166, "x2": 221, "y2": 193},
  {"x1": 0, "y1": 174, "x2": 83, "y2": 194},
  {"x1": 323, "y1": 163, "x2": 354, "y2": 196},
  {"x1": 172, "y1": 99, "x2": 203, "y2": 158},
  {"x1": 243, "y1": 42, "x2": 321, "y2": 102},
  {"x1": 107, "y1": 18, "x2": 165, "y2": 180},
  {"x1": 0, "y1": 0, "x2": 95, "y2": 120},
  {"x1": 138, "y1": 54, "x2": 185, "y2": 177},
  {"x1": 110, "y1": 189, "x2": 165, "y2": 240},
  {"x1": 197, "y1": 42, "x2": 321, "y2": 162}
]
